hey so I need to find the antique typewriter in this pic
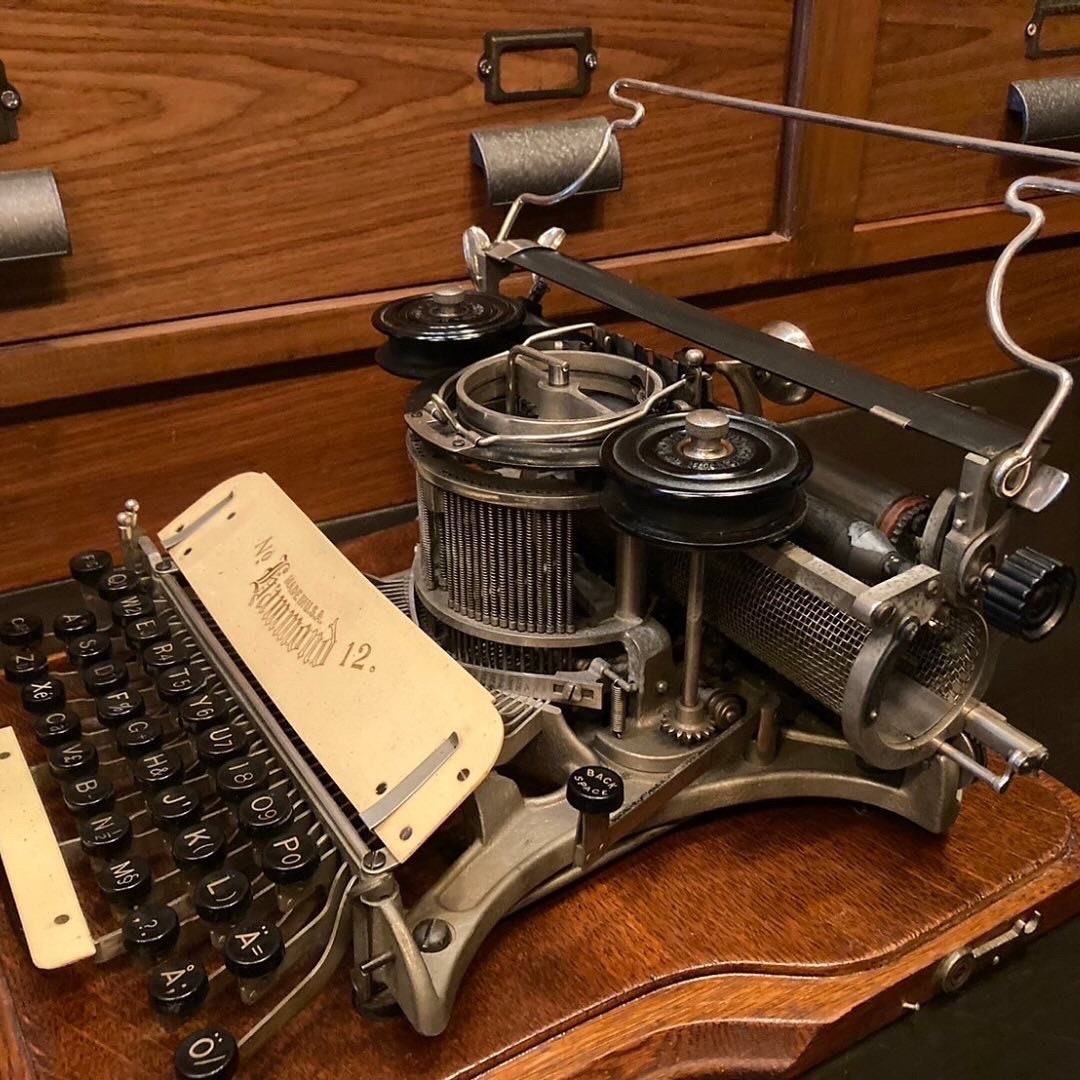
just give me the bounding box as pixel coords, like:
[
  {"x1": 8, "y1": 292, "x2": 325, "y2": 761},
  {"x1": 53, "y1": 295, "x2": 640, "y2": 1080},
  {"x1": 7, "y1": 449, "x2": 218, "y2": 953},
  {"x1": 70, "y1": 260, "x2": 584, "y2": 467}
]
[{"x1": 0, "y1": 81, "x2": 1077, "y2": 1078}]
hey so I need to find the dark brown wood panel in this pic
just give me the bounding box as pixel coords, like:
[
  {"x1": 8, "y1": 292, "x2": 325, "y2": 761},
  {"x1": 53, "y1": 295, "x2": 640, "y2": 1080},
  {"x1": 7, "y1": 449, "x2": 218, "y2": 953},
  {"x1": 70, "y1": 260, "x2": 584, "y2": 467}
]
[
  {"x1": 859, "y1": 0, "x2": 1080, "y2": 222},
  {"x1": 0, "y1": 0, "x2": 792, "y2": 344}
]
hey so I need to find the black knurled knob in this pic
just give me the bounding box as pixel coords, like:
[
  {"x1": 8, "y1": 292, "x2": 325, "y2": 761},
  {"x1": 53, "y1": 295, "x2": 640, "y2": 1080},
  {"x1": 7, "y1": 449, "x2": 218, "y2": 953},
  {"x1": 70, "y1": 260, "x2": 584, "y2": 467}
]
[
  {"x1": 566, "y1": 765, "x2": 625, "y2": 816},
  {"x1": 982, "y1": 547, "x2": 1076, "y2": 642},
  {"x1": 174, "y1": 1027, "x2": 239, "y2": 1080}
]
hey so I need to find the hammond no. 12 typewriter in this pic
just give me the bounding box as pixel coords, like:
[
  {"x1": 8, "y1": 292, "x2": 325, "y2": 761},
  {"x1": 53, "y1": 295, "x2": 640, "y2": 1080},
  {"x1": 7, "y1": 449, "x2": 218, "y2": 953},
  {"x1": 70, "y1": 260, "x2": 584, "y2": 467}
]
[{"x1": 0, "y1": 81, "x2": 1077, "y2": 1078}]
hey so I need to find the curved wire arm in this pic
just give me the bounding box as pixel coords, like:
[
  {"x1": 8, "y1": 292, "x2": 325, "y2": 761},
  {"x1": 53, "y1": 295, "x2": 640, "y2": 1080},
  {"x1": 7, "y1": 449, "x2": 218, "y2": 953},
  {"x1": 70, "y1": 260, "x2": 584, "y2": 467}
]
[{"x1": 495, "y1": 78, "x2": 1080, "y2": 496}]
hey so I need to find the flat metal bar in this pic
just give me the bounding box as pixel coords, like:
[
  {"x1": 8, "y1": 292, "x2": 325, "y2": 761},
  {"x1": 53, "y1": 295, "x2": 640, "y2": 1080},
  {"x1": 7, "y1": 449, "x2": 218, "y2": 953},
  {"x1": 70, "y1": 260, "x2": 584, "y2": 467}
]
[{"x1": 502, "y1": 247, "x2": 1026, "y2": 456}]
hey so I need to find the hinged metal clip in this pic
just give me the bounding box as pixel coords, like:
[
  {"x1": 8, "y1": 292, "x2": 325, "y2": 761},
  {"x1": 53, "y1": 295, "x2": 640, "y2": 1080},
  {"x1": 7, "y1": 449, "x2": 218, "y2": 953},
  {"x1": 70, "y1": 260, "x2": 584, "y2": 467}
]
[{"x1": 937, "y1": 911, "x2": 1041, "y2": 992}]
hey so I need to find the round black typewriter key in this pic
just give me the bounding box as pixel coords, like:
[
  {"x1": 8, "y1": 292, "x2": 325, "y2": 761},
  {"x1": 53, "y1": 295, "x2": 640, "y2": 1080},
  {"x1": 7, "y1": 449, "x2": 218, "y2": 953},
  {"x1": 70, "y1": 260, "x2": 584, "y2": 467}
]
[
  {"x1": 79, "y1": 810, "x2": 132, "y2": 859},
  {"x1": 82, "y1": 658, "x2": 130, "y2": 696},
  {"x1": 134, "y1": 748, "x2": 186, "y2": 793},
  {"x1": 20, "y1": 675, "x2": 65, "y2": 714},
  {"x1": 124, "y1": 903, "x2": 180, "y2": 962},
  {"x1": 70, "y1": 549, "x2": 113, "y2": 587},
  {"x1": 143, "y1": 638, "x2": 192, "y2": 674},
  {"x1": 157, "y1": 663, "x2": 208, "y2": 704},
  {"x1": 260, "y1": 827, "x2": 320, "y2": 886},
  {"x1": 125, "y1": 614, "x2": 168, "y2": 651},
  {"x1": 66, "y1": 632, "x2": 112, "y2": 668},
  {"x1": 174, "y1": 1026, "x2": 239, "y2": 1080},
  {"x1": 62, "y1": 774, "x2": 116, "y2": 816},
  {"x1": 566, "y1": 765, "x2": 625, "y2": 817},
  {"x1": 97, "y1": 566, "x2": 140, "y2": 602},
  {"x1": 48, "y1": 739, "x2": 98, "y2": 780},
  {"x1": 96, "y1": 687, "x2": 146, "y2": 727},
  {"x1": 4, "y1": 649, "x2": 48, "y2": 684},
  {"x1": 237, "y1": 788, "x2": 293, "y2": 839},
  {"x1": 115, "y1": 715, "x2": 165, "y2": 758},
  {"x1": 196, "y1": 723, "x2": 249, "y2": 768},
  {"x1": 0, "y1": 613, "x2": 43, "y2": 649},
  {"x1": 149, "y1": 959, "x2": 209, "y2": 1019},
  {"x1": 194, "y1": 868, "x2": 252, "y2": 925},
  {"x1": 149, "y1": 784, "x2": 202, "y2": 832},
  {"x1": 223, "y1": 921, "x2": 284, "y2": 980},
  {"x1": 214, "y1": 755, "x2": 269, "y2": 804},
  {"x1": 52, "y1": 609, "x2": 96, "y2": 642},
  {"x1": 179, "y1": 692, "x2": 231, "y2": 734},
  {"x1": 97, "y1": 854, "x2": 153, "y2": 908},
  {"x1": 32, "y1": 708, "x2": 81, "y2": 747},
  {"x1": 113, "y1": 592, "x2": 156, "y2": 625},
  {"x1": 172, "y1": 822, "x2": 228, "y2": 875}
]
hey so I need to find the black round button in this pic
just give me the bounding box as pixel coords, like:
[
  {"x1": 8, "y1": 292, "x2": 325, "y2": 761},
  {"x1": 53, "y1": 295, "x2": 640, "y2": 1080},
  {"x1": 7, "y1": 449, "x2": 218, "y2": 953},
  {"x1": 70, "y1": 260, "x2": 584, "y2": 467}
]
[
  {"x1": 48, "y1": 740, "x2": 98, "y2": 780},
  {"x1": 196, "y1": 724, "x2": 249, "y2": 767},
  {"x1": 179, "y1": 692, "x2": 231, "y2": 734},
  {"x1": 123, "y1": 903, "x2": 180, "y2": 961},
  {"x1": 566, "y1": 765, "x2": 625, "y2": 816},
  {"x1": 32, "y1": 708, "x2": 80, "y2": 747},
  {"x1": 214, "y1": 755, "x2": 269, "y2": 804},
  {"x1": 52, "y1": 609, "x2": 96, "y2": 642},
  {"x1": 20, "y1": 675, "x2": 65, "y2": 714},
  {"x1": 115, "y1": 716, "x2": 165, "y2": 758},
  {"x1": 96, "y1": 854, "x2": 153, "y2": 907},
  {"x1": 124, "y1": 616, "x2": 167, "y2": 652},
  {"x1": 223, "y1": 921, "x2": 284, "y2": 980},
  {"x1": 149, "y1": 959, "x2": 209, "y2": 1018},
  {"x1": 96, "y1": 687, "x2": 145, "y2": 727},
  {"x1": 172, "y1": 822, "x2": 228, "y2": 875},
  {"x1": 157, "y1": 663, "x2": 208, "y2": 704},
  {"x1": 62, "y1": 775, "x2": 115, "y2": 816},
  {"x1": 0, "y1": 613, "x2": 43, "y2": 648},
  {"x1": 174, "y1": 1027, "x2": 239, "y2": 1080},
  {"x1": 149, "y1": 783, "x2": 202, "y2": 831},
  {"x1": 237, "y1": 789, "x2": 293, "y2": 839},
  {"x1": 66, "y1": 632, "x2": 112, "y2": 668},
  {"x1": 82, "y1": 658, "x2": 129, "y2": 696},
  {"x1": 4, "y1": 649, "x2": 48, "y2": 684},
  {"x1": 79, "y1": 810, "x2": 132, "y2": 859},
  {"x1": 194, "y1": 868, "x2": 251, "y2": 924},
  {"x1": 133, "y1": 749, "x2": 186, "y2": 793},
  {"x1": 260, "y1": 827, "x2": 320, "y2": 886},
  {"x1": 97, "y1": 566, "x2": 140, "y2": 602},
  {"x1": 113, "y1": 593, "x2": 156, "y2": 625},
  {"x1": 142, "y1": 639, "x2": 191, "y2": 674},
  {"x1": 70, "y1": 549, "x2": 113, "y2": 587}
]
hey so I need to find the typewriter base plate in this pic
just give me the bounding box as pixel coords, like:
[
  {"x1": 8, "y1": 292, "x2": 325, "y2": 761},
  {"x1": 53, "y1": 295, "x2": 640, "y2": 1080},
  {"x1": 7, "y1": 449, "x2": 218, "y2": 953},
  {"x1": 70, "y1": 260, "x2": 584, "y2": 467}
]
[{"x1": 1, "y1": 526, "x2": 1078, "y2": 1079}]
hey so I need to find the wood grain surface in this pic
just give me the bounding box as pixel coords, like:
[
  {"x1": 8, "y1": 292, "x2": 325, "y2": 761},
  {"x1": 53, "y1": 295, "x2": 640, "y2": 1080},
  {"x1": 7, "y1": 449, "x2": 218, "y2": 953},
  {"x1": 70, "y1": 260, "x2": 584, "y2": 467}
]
[{"x1": 0, "y1": 528, "x2": 1079, "y2": 1077}]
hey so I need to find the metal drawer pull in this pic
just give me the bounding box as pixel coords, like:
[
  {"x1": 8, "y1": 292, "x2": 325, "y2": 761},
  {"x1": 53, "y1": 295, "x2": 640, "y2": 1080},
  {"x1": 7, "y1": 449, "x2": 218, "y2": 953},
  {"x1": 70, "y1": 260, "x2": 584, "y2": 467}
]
[
  {"x1": 0, "y1": 168, "x2": 71, "y2": 263},
  {"x1": 471, "y1": 118, "x2": 622, "y2": 207},
  {"x1": 478, "y1": 28, "x2": 596, "y2": 104},
  {"x1": 1008, "y1": 77, "x2": 1080, "y2": 145}
]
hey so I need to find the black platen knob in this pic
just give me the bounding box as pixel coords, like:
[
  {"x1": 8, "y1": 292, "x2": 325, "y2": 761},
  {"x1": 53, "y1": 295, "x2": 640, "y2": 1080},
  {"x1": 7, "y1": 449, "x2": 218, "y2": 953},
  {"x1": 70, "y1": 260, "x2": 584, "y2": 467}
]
[
  {"x1": 149, "y1": 959, "x2": 209, "y2": 1018},
  {"x1": 0, "y1": 614, "x2": 43, "y2": 648},
  {"x1": 32, "y1": 708, "x2": 80, "y2": 747},
  {"x1": 566, "y1": 765, "x2": 625, "y2": 816},
  {"x1": 70, "y1": 549, "x2": 113, "y2": 587},
  {"x1": 79, "y1": 810, "x2": 133, "y2": 859},
  {"x1": 983, "y1": 547, "x2": 1076, "y2": 642},
  {"x1": 52, "y1": 609, "x2": 96, "y2": 642},
  {"x1": 21, "y1": 676, "x2": 65, "y2": 714},
  {"x1": 174, "y1": 1027, "x2": 239, "y2": 1080},
  {"x1": 223, "y1": 921, "x2": 285, "y2": 980},
  {"x1": 4, "y1": 649, "x2": 48, "y2": 684},
  {"x1": 123, "y1": 903, "x2": 180, "y2": 961}
]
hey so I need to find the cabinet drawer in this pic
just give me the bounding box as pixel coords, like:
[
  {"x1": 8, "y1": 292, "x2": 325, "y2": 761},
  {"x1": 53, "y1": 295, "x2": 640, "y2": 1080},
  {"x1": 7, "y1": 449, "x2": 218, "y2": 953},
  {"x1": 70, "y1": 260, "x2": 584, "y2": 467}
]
[
  {"x1": 0, "y1": 1, "x2": 792, "y2": 345},
  {"x1": 858, "y1": 0, "x2": 1080, "y2": 222}
]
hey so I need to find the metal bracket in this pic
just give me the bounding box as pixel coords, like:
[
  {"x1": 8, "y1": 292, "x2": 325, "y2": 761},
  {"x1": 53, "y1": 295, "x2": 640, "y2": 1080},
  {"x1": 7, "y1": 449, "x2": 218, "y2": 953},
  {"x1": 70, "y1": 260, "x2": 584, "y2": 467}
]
[
  {"x1": 478, "y1": 28, "x2": 596, "y2": 104},
  {"x1": 0, "y1": 61, "x2": 21, "y2": 144},
  {"x1": 937, "y1": 912, "x2": 1041, "y2": 992},
  {"x1": 1025, "y1": 2, "x2": 1080, "y2": 60}
]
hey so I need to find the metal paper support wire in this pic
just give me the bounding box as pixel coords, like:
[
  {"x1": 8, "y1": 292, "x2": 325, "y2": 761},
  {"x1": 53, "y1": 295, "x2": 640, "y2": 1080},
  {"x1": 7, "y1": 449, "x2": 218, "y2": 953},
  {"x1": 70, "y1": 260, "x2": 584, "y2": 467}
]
[{"x1": 494, "y1": 78, "x2": 1080, "y2": 500}]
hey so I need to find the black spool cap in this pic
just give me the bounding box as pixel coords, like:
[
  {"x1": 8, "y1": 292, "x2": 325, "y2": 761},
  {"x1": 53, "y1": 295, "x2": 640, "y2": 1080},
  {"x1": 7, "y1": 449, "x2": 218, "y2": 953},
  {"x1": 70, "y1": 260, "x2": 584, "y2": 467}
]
[
  {"x1": 21, "y1": 676, "x2": 65, "y2": 714},
  {"x1": 32, "y1": 708, "x2": 80, "y2": 747},
  {"x1": 96, "y1": 687, "x2": 146, "y2": 727},
  {"x1": 194, "y1": 868, "x2": 252, "y2": 924},
  {"x1": 62, "y1": 775, "x2": 116, "y2": 816},
  {"x1": 79, "y1": 810, "x2": 133, "y2": 859},
  {"x1": 96, "y1": 854, "x2": 153, "y2": 908},
  {"x1": 174, "y1": 1027, "x2": 239, "y2": 1080},
  {"x1": 52, "y1": 609, "x2": 96, "y2": 642},
  {"x1": 4, "y1": 649, "x2": 48, "y2": 684},
  {"x1": 566, "y1": 765, "x2": 625, "y2": 816},
  {"x1": 70, "y1": 549, "x2": 113, "y2": 587},
  {"x1": 123, "y1": 903, "x2": 180, "y2": 960},
  {"x1": 149, "y1": 959, "x2": 209, "y2": 1018},
  {"x1": 599, "y1": 409, "x2": 812, "y2": 549},
  {"x1": 260, "y1": 827, "x2": 320, "y2": 885},
  {"x1": 223, "y1": 921, "x2": 285, "y2": 980},
  {"x1": 172, "y1": 822, "x2": 228, "y2": 875},
  {"x1": 0, "y1": 613, "x2": 43, "y2": 648},
  {"x1": 373, "y1": 286, "x2": 526, "y2": 380},
  {"x1": 982, "y1": 547, "x2": 1076, "y2": 642}
]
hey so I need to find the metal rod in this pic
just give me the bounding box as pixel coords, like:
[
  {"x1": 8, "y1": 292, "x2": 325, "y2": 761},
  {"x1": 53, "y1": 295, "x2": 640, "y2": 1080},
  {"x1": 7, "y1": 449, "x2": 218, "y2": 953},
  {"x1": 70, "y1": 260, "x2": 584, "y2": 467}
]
[
  {"x1": 614, "y1": 533, "x2": 646, "y2": 621},
  {"x1": 681, "y1": 551, "x2": 705, "y2": 710}
]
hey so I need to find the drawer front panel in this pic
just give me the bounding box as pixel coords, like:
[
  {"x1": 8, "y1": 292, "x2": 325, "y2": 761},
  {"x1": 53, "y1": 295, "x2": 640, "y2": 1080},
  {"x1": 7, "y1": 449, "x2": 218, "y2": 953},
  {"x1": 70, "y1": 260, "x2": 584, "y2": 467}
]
[
  {"x1": 0, "y1": 1, "x2": 792, "y2": 344},
  {"x1": 858, "y1": 0, "x2": 1080, "y2": 222}
]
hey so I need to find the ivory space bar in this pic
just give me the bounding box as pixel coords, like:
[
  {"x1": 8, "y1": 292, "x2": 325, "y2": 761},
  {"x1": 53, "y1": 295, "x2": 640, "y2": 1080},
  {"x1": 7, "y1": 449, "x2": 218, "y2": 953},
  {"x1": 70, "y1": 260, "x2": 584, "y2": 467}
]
[{"x1": 0, "y1": 728, "x2": 94, "y2": 968}]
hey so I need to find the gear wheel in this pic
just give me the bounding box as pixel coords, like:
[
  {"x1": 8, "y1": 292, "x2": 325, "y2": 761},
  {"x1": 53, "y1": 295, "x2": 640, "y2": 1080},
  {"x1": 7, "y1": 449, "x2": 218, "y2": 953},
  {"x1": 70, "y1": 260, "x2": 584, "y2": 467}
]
[
  {"x1": 982, "y1": 547, "x2": 1076, "y2": 642},
  {"x1": 659, "y1": 714, "x2": 717, "y2": 744}
]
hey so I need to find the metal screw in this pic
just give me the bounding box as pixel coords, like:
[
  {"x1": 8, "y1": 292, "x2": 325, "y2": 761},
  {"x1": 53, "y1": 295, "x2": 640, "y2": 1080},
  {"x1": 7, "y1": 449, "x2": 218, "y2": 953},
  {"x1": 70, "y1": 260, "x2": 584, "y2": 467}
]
[
  {"x1": 937, "y1": 948, "x2": 976, "y2": 993},
  {"x1": 156, "y1": 558, "x2": 177, "y2": 574},
  {"x1": 1026, "y1": 21, "x2": 1038, "y2": 36},
  {"x1": 926, "y1": 579, "x2": 942, "y2": 597},
  {"x1": 413, "y1": 918, "x2": 452, "y2": 953},
  {"x1": 477, "y1": 58, "x2": 493, "y2": 79},
  {"x1": 0, "y1": 89, "x2": 20, "y2": 112},
  {"x1": 872, "y1": 602, "x2": 896, "y2": 626},
  {"x1": 899, "y1": 617, "x2": 920, "y2": 642},
  {"x1": 655, "y1": 680, "x2": 668, "y2": 695},
  {"x1": 584, "y1": 52, "x2": 599, "y2": 71},
  {"x1": 362, "y1": 850, "x2": 387, "y2": 873}
]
